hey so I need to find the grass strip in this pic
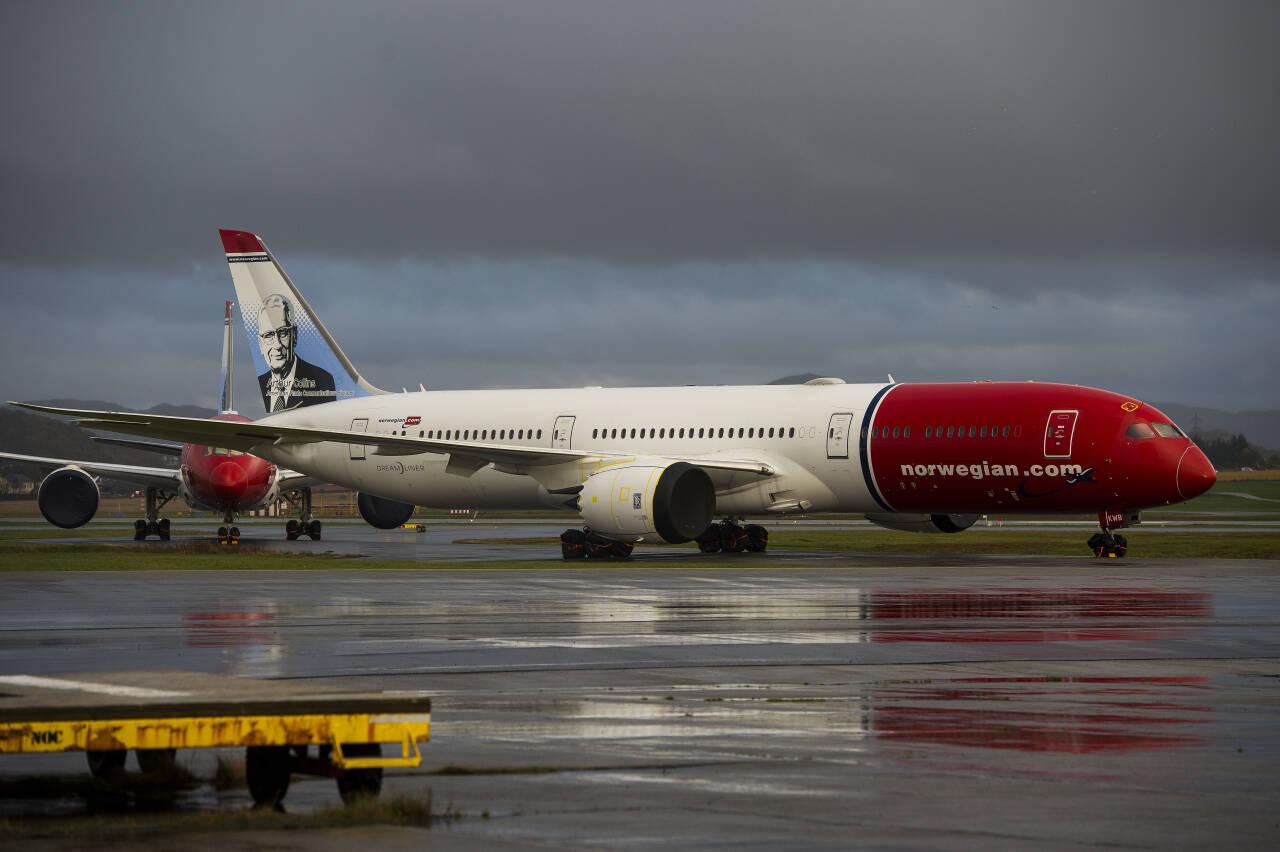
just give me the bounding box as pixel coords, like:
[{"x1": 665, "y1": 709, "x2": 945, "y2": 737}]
[{"x1": 0, "y1": 793, "x2": 440, "y2": 841}]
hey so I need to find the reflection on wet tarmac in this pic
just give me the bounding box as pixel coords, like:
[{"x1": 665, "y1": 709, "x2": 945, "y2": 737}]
[{"x1": 873, "y1": 676, "x2": 1210, "y2": 753}]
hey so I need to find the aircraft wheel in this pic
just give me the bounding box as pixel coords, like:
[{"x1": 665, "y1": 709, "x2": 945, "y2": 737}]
[
  {"x1": 157, "y1": 518, "x2": 171, "y2": 541},
  {"x1": 560, "y1": 529, "x2": 585, "y2": 559},
  {"x1": 745, "y1": 524, "x2": 768, "y2": 552},
  {"x1": 246, "y1": 745, "x2": 292, "y2": 808},
  {"x1": 136, "y1": 747, "x2": 177, "y2": 775},
  {"x1": 229, "y1": 526, "x2": 240, "y2": 544},
  {"x1": 87, "y1": 749, "x2": 126, "y2": 780},
  {"x1": 695, "y1": 527, "x2": 721, "y2": 553},
  {"x1": 1112, "y1": 533, "x2": 1128, "y2": 557},
  {"x1": 610, "y1": 541, "x2": 634, "y2": 558},
  {"x1": 721, "y1": 523, "x2": 748, "y2": 553},
  {"x1": 336, "y1": 743, "x2": 383, "y2": 804},
  {"x1": 217, "y1": 526, "x2": 229, "y2": 544},
  {"x1": 585, "y1": 533, "x2": 614, "y2": 558},
  {"x1": 285, "y1": 519, "x2": 300, "y2": 541},
  {"x1": 134, "y1": 520, "x2": 148, "y2": 541},
  {"x1": 307, "y1": 520, "x2": 322, "y2": 540}
]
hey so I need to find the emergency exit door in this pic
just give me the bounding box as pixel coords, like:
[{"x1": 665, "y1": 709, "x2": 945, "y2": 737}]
[
  {"x1": 827, "y1": 413, "x2": 853, "y2": 459},
  {"x1": 349, "y1": 417, "x2": 369, "y2": 460},
  {"x1": 1044, "y1": 410, "x2": 1079, "y2": 458},
  {"x1": 552, "y1": 415, "x2": 576, "y2": 449}
]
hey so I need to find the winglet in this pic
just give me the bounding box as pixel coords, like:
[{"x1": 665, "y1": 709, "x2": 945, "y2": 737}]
[{"x1": 220, "y1": 229, "x2": 266, "y2": 255}]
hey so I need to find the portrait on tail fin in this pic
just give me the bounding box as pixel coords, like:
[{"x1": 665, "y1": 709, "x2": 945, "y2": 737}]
[{"x1": 255, "y1": 294, "x2": 336, "y2": 411}]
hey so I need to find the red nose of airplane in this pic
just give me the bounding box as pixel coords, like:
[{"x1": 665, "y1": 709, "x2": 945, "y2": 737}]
[
  {"x1": 212, "y1": 461, "x2": 247, "y2": 502},
  {"x1": 1176, "y1": 446, "x2": 1216, "y2": 502}
]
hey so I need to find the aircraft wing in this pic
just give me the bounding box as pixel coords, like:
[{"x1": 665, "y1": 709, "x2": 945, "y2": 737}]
[
  {"x1": 89, "y1": 436, "x2": 185, "y2": 457},
  {"x1": 0, "y1": 450, "x2": 182, "y2": 490},
  {"x1": 10, "y1": 403, "x2": 775, "y2": 480}
]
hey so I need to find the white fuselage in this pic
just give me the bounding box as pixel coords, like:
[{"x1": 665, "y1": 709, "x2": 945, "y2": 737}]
[{"x1": 255, "y1": 383, "x2": 887, "y2": 514}]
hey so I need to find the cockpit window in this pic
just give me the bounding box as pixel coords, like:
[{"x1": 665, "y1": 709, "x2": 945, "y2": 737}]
[
  {"x1": 1125, "y1": 423, "x2": 1157, "y2": 439},
  {"x1": 1151, "y1": 423, "x2": 1185, "y2": 439}
]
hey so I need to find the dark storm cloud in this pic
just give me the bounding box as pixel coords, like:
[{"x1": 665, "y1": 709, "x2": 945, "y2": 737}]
[
  {"x1": 2, "y1": 1, "x2": 1277, "y2": 267},
  {"x1": 1, "y1": 1, "x2": 1277, "y2": 413}
]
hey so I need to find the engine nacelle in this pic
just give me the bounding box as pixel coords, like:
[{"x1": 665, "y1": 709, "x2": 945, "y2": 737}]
[
  {"x1": 865, "y1": 513, "x2": 978, "y2": 534},
  {"x1": 357, "y1": 492, "x2": 416, "y2": 529},
  {"x1": 578, "y1": 460, "x2": 714, "y2": 544},
  {"x1": 38, "y1": 466, "x2": 100, "y2": 529}
]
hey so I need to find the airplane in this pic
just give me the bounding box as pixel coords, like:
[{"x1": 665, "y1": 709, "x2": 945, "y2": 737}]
[
  {"x1": 10, "y1": 229, "x2": 1218, "y2": 559},
  {"x1": 1, "y1": 302, "x2": 323, "y2": 544}
]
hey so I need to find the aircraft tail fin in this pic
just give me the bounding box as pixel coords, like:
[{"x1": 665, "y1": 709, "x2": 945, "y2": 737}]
[{"x1": 219, "y1": 229, "x2": 386, "y2": 414}]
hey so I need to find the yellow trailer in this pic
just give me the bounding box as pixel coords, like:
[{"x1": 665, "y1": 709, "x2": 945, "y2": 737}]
[{"x1": 0, "y1": 670, "x2": 430, "y2": 807}]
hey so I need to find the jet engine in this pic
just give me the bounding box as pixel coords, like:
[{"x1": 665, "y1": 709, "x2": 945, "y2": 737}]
[
  {"x1": 865, "y1": 513, "x2": 979, "y2": 534},
  {"x1": 578, "y1": 460, "x2": 714, "y2": 544},
  {"x1": 356, "y1": 492, "x2": 416, "y2": 529},
  {"x1": 37, "y1": 466, "x2": 100, "y2": 529}
]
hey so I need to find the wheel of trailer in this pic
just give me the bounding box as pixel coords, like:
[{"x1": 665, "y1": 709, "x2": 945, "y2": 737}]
[
  {"x1": 336, "y1": 743, "x2": 383, "y2": 804},
  {"x1": 136, "y1": 747, "x2": 177, "y2": 775},
  {"x1": 246, "y1": 745, "x2": 293, "y2": 807},
  {"x1": 745, "y1": 524, "x2": 768, "y2": 552},
  {"x1": 87, "y1": 749, "x2": 126, "y2": 780}
]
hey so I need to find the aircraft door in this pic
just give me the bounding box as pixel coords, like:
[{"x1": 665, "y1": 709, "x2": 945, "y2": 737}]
[
  {"x1": 1044, "y1": 410, "x2": 1079, "y2": 458},
  {"x1": 349, "y1": 417, "x2": 369, "y2": 460},
  {"x1": 827, "y1": 413, "x2": 853, "y2": 459},
  {"x1": 552, "y1": 415, "x2": 576, "y2": 449}
]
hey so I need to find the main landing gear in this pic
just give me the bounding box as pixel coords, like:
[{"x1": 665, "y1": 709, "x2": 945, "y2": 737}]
[
  {"x1": 559, "y1": 529, "x2": 634, "y2": 559},
  {"x1": 133, "y1": 487, "x2": 175, "y2": 541},
  {"x1": 695, "y1": 519, "x2": 768, "y2": 554},
  {"x1": 558, "y1": 519, "x2": 769, "y2": 559},
  {"x1": 283, "y1": 487, "x2": 321, "y2": 541}
]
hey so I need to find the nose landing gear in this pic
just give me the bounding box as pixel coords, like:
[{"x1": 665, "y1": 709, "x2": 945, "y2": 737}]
[{"x1": 1089, "y1": 510, "x2": 1132, "y2": 557}]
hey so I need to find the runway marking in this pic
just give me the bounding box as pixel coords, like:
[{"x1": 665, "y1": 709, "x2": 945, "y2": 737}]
[{"x1": 0, "y1": 674, "x2": 191, "y2": 698}]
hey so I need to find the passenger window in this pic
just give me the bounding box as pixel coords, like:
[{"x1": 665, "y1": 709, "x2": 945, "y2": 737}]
[
  {"x1": 699, "y1": 428, "x2": 705, "y2": 438},
  {"x1": 419, "y1": 430, "x2": 424, "y2": 438},
  {"x1": 768, "y1": 427, "x2": 775, "y2": 438},
  {"x1": 748, "y1": 428, "x2": 755, "y2": 438},
  {"x1": 980, "y1": 426, "x2": 987, "y2": 437},
  {"x1": 789, "y1": 427, "x2": 795, "y2": 438},
  {"x1": 903, "y1": 426, "x2": 910, "y2": 438},
  {"x1": 719, "y1": 428, "x2": 725, "y2": 438},
  {"x1": 1002, "y1": 426, "x2": 1010, "y2": 437},
  {"x1": 946, "y1": 426, "x2": 954, "y2": 438}
]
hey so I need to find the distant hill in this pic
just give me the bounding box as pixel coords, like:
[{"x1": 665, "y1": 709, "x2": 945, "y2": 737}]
[
  {"x1": 0, "y1": 408, "x2": 178, "y2": 494},
  {"x1": 1151, "y1": 402, "x2": 1280, "y2": 452}
]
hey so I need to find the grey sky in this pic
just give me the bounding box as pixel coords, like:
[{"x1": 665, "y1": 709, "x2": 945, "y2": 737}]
[{"x1": 2, "y1": 1, "x2": 1277, "y2": 413}]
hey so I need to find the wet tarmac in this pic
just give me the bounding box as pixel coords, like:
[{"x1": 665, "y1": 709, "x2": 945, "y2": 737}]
[
  {"x1": 2, "y1": 554, "x2": 1279, "y2": 848},
  {"x1": 6, "y1": 514, "x2": 1280, "y2": 563}
]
